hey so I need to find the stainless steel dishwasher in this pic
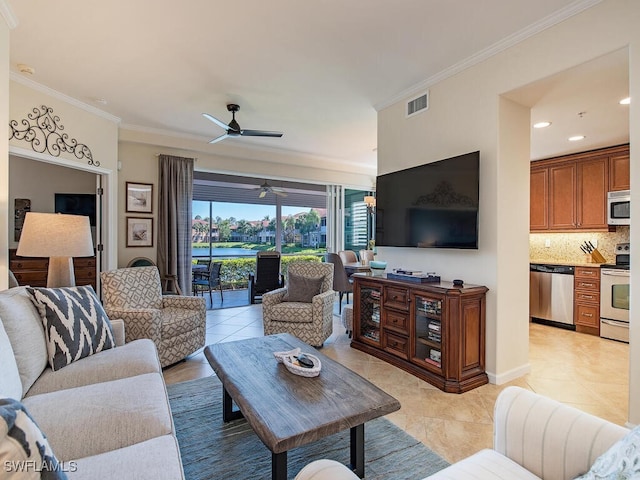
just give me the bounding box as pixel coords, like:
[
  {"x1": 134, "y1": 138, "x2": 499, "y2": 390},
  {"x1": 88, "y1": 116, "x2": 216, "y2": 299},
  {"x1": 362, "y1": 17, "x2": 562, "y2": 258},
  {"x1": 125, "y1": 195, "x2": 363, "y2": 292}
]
[{"x1": 529, "y1": 264, "x2": 575, "y2": 328}]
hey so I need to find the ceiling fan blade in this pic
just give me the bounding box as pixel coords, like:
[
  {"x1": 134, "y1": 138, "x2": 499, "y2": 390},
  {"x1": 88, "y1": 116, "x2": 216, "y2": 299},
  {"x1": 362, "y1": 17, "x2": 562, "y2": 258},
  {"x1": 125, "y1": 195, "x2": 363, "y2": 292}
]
[
  {"x1": 202, "y1": 113, "x2": 230, "y2": 131},
  {"x1": 208, "y1": 133, "x2": 229, "y2": 144},
  {"x1": 273, "y1": 190, "x2": 288, "y2": 197},
  {"x1": 240, "y1": 129, "x2": 283, "y2": 138},
  {"x1": 259, "y1": 190, "x2": 267, "y2": 199},
  {"x1": 271, "y1": 186, "x2": 285, "y2": 192}
]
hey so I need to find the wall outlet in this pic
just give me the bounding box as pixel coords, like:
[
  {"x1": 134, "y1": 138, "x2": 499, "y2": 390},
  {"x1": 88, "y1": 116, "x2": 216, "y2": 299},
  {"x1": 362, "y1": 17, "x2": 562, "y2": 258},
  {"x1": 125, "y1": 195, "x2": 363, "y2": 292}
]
[{"x1": 544, "y1": 238, "x2": 551, "y2": 248}]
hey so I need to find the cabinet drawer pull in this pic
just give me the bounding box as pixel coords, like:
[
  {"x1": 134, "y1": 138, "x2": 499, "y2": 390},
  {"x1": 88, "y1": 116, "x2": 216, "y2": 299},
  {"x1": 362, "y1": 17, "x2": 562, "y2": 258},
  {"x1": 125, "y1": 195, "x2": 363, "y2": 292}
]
[
  {"x1": 581, "y1": 313, "x2": 594, "y2": 317},
  {"x1": 580, "y1": 282, "x2": 595, "y2": 288},
  {"x1": 582, "y1": 295, "x2": 594, "y2": 299}
]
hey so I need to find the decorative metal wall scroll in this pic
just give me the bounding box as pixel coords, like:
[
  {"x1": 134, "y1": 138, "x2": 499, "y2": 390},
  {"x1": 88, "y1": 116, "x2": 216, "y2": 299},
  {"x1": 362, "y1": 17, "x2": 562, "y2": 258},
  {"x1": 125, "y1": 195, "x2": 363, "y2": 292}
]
[{"x1": 9, "y1": 105, "x2": 99, "y2": 167}]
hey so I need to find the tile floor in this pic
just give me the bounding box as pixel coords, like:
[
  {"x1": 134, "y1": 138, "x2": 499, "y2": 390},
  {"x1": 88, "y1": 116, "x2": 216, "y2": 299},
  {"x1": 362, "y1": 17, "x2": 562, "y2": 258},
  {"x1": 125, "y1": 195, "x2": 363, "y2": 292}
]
[{"x1": 163, "y1": 296, "x2": 630, "y2": 464}]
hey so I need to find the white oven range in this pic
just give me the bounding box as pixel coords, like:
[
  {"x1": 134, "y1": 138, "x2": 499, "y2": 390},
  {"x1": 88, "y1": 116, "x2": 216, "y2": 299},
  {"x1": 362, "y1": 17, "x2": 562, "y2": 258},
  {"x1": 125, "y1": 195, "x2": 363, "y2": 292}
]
[{"x1": 600, "y1": 243, "x2": 630, "y2": 343}]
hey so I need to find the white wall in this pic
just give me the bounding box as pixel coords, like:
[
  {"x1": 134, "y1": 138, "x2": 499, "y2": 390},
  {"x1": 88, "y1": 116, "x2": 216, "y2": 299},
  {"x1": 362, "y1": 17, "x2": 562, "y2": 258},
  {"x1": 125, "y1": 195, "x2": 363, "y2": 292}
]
[
  {"x1": 0, "y1": 14, "x2": 9, "y2": 290},
  {"x1": 378, "y1": 0, "x2": 640, "y2": 423}
]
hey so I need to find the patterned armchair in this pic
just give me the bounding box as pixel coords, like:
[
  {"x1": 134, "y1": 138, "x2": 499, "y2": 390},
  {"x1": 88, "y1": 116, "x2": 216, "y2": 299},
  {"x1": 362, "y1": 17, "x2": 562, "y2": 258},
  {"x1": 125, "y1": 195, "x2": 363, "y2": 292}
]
[
  {"x1": 262, "y1": 261, "x2": 334, "y2": 347},
  {"x1": 100, "y1": 266, "x2": 206, "y2": 367}
]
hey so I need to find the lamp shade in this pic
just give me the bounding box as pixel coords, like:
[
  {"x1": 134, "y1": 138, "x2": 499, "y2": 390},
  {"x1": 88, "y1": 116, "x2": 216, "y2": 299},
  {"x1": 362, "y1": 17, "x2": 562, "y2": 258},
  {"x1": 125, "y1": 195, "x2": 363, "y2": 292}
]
[
  {"x1": 364, "y1": 196, "x2": 376, "y2": 208},
  {"x1": 17, "y1": 212, "x2": 94, "y2": 258}
]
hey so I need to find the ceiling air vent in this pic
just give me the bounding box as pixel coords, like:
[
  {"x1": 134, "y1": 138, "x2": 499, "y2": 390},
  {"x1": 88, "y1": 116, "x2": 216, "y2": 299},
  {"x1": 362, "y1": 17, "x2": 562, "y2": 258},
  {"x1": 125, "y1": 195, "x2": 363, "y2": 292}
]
[{"x1": 406, "y1": 91, "x2": 429, "y2": 118}]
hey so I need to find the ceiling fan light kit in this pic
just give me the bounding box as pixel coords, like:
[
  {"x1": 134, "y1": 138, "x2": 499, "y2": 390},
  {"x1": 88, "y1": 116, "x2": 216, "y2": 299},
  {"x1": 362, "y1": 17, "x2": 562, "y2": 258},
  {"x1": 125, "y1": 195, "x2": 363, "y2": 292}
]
[{"x1": 203, "y1": 104, "x2": 284, "y2": 144}]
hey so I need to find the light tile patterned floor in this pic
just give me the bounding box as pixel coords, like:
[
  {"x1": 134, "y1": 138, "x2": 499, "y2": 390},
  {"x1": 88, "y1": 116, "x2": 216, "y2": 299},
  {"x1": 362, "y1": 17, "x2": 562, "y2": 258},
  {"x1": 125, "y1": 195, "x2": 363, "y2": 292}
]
[{"x1": 163, "y1": 295, "x2": 630, "y2": 464}]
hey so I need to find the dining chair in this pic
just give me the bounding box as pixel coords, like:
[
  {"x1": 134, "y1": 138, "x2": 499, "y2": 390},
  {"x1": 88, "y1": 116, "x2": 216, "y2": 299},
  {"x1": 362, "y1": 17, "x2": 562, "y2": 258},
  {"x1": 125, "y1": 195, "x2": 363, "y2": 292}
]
[
  {"x1": 192, "y1": 261, "x2": 223, "y2": 304},
  {"x1": 359, "y1": 250, "x2": 375, "y2": 264},
  {"x1": 324, "y1": 252, "x2": 353, "y2": 314},
  {"x1": 338, "y1": 250, "x2": 358, "y2": 265}
]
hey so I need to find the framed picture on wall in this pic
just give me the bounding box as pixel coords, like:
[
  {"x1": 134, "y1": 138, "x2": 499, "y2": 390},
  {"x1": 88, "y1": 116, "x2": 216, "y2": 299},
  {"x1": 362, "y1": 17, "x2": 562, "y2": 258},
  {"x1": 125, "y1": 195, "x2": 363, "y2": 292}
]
[
  {"x1": 126, "y1": 182, "x2": 153, "y2": 213},
  {"x1": 126, "y1": 217, "x2": 153, "y2": 247}
]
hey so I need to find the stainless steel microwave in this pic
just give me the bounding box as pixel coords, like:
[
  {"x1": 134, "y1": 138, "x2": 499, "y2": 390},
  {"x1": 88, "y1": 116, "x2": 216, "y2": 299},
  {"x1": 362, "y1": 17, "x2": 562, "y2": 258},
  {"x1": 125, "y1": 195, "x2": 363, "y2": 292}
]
[{"x1": 608, "y1": 190, "x2": 630, "y2": 225}]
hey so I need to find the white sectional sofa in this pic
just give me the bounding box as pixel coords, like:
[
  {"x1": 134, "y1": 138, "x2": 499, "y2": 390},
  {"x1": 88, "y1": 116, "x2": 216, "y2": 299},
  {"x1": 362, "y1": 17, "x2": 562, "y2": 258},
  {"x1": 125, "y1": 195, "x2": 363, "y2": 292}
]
[
  {"x1": 0, "y1": 286, "x2": 184, "y2": 479},
  {"x1": 295, "y1": 386, "x2": 632, "y2": 480}
]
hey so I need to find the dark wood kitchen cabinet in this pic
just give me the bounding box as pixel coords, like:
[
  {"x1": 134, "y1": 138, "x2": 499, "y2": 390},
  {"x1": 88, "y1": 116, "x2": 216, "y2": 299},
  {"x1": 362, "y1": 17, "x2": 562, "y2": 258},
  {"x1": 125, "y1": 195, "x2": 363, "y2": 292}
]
[
  {"x1": 530, "y1": 144, "x2": 628, "y2": 232},
  {"x1": 530, "y1": 167, "x2": 549, "y2": 230},
  {"x1": 609, "y1": 153, "x2": 630, "y2": 191},
  {"x1": 574, "y1": 266, "x2": 600, "y2": 336}
]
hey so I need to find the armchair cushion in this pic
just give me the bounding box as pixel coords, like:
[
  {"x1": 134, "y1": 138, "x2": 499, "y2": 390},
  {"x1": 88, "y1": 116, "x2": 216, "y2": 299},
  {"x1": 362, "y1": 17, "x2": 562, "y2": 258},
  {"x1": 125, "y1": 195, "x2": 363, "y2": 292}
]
[
  {"x1": 283, "y1": 272, "x2": 323, "y2": 303},
  {"x1": 28, "y1": 286, "x2": 115, "y2": 372}
]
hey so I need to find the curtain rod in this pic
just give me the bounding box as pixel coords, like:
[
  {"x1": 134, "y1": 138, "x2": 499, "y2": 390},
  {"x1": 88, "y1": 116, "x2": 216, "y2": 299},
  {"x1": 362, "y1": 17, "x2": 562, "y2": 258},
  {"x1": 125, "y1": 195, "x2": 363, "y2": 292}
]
[{"x1": 155, "y1": 153, "x2": 198, "y2": 161}]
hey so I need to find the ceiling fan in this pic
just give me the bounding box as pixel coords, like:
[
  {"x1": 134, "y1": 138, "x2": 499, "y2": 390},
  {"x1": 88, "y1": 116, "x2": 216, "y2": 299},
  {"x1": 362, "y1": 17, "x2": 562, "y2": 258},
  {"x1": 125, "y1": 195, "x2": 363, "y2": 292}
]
[
  {"x1": 255, "y1": 181, "x2": 287, "y2": 198},
  {"x1": 202, "y1": 104, "x2": 284, "y2": 144}
]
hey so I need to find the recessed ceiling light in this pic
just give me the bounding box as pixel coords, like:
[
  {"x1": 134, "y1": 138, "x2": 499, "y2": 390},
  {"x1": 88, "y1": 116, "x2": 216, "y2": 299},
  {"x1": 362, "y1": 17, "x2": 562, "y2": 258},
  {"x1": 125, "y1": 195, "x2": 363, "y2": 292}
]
[
  {"x1": 619, "y1": 97, "x2": 631, "y2": 105},
  {"x1": 533, "y1": 121, "x2": 551, "y2": 129},
  {"x1": 569, "y1": 135, "x2": 585, "y2": 142}
]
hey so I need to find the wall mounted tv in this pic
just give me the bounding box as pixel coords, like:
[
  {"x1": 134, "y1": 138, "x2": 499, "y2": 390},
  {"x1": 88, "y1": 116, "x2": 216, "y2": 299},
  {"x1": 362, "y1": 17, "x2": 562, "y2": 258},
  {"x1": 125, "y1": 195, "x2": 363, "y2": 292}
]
[
  {"x1": 375, "y1": 151, "x2": 479, "y2": 249},
  {"x1": 54, "y1": 193, "x2": 96, "y2": 226}
]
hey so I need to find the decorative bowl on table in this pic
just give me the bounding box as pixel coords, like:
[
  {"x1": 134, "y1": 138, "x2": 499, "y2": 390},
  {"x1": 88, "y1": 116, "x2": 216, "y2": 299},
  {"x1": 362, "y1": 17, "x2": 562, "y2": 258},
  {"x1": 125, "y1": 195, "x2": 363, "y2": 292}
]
[
  {"x1": 369, "y1": 260, "x2": 387, "y2": 276},
  {"x1": 273, "y1": 348, "x2": 322, "y2": 377}
]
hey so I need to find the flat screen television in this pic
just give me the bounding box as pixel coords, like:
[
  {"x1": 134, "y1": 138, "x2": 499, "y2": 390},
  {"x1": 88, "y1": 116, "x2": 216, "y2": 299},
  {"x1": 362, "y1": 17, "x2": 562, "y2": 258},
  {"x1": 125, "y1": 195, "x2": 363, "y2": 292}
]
[
  {"x1": 54, "y1": 193, "x2": 96, "y2": 226},
  {"x1": 375, "y1": 151, "x2": 479, "y2": 249}
]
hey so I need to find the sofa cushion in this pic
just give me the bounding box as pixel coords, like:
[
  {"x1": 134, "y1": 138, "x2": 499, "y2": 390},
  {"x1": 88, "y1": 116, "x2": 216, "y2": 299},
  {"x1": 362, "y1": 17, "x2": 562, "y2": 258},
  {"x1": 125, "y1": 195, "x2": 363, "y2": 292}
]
[
  {"x1": 0, "y1": 286, "x2": 48, "y2": 396},
  {"x1": 68, "y1": 435, "x2": 184, "y2": 480},
  {"x1": 22, "y1": 373, "x2": 173, "y2": 461},
  {"x1": 28, "y1": 286, "x2": 115, "y2": 371},
  {"x1": 425, "y1": 449, "x2": 541, "y2": 479},
  {"x1": 574, "y1": 424, "x2": 640, "y2": 480},
  {"x1": 283, "y1": 272, "x2": 323, "y2": 303},
  {"x1": 0, "y1": 321, "x2": 22, "y2": 400},
  {"x1": 25, "y1": 339, "x2": 160, "y2": 397},
  {"x1": 0, "y1": 397, "x2": 68, "y2": 480}
]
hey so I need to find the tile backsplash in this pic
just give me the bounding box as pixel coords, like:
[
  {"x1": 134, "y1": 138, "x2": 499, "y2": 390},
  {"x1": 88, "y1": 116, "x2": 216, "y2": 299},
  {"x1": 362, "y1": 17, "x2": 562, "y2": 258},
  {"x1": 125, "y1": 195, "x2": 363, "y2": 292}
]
[{"x1": 530, "y1": 226, "x2": 629, "y2": 264}]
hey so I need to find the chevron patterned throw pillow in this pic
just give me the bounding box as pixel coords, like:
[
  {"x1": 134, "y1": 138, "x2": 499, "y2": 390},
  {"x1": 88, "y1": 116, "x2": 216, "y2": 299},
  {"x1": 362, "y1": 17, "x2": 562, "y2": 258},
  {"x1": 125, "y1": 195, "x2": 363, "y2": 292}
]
[{"x1": 27, "y1": 286, "x2": 115, "y2": 371}]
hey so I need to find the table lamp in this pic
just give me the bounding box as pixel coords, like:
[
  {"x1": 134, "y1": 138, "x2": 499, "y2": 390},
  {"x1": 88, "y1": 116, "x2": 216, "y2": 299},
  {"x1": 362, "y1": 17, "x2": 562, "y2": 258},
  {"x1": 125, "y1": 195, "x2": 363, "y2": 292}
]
[{"x1": 16, "y1": 212, "x2": 94, "y2": 287}]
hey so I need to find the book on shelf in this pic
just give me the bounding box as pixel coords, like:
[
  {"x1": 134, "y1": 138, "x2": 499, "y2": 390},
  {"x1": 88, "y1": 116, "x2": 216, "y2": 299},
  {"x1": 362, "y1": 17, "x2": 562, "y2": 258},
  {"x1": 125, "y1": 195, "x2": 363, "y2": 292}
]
[{"x1": 424, "y1": 357, "x2": 441, "y2": 367}]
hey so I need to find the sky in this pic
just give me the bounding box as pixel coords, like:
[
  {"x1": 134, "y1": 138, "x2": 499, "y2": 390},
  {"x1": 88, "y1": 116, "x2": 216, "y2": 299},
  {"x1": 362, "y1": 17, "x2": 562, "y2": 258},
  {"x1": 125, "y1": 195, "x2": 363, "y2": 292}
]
[{"x1": 192, "y1": 201, "x2": 307, "y2": 222}]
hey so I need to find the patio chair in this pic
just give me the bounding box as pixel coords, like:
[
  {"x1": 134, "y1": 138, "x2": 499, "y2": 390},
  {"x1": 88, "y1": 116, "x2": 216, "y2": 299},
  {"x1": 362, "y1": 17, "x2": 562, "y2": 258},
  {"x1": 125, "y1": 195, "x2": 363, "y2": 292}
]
[
  {"x1": 248, "y1": 251, "x2": 284, "y2": 304},
  {"x1": 192, "y1": 261, "x2": 223, "y2": 303}
]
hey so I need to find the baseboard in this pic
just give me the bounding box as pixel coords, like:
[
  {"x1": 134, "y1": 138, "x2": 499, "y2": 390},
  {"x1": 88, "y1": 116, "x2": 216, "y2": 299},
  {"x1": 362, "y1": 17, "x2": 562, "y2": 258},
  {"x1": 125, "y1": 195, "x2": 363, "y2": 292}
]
[{"x1": 487, "y1": 363, "x2": 531, "y2": 385}]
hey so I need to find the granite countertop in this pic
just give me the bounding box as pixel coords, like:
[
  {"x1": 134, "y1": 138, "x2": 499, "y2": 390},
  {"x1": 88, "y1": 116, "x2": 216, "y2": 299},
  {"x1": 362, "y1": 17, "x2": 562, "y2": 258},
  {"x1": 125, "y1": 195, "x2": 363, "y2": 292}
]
[{"x1": 530, "y1": 259, "x2": 607, "y2": 267}]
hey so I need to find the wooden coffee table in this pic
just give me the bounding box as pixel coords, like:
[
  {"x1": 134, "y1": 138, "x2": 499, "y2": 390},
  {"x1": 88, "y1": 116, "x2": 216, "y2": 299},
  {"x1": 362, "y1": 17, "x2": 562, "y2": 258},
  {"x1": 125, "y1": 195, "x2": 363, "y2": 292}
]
[{"x1": 204, "y1": 333, "x2": 400, "y2": 480}]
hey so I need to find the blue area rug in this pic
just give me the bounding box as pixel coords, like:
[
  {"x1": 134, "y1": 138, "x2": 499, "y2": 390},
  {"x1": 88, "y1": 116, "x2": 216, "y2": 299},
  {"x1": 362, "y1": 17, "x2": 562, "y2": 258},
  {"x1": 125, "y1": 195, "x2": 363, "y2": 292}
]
[{"x1": 167, "y1": 376, "x2": 449, "y2": 480}]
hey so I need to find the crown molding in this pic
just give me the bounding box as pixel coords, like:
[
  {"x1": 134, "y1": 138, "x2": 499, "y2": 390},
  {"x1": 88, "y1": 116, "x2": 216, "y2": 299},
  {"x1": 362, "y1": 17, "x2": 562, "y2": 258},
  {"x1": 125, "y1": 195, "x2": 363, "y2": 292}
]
[
  {"x1": 374, "y1": 0, "x2": 603, "y2": 111},
  {"x1": 10, "y1": 72, "x2": 121, "y2": 123},
  {"x1": 0, "y1": 0, "x2": 18, "y2": 29}
]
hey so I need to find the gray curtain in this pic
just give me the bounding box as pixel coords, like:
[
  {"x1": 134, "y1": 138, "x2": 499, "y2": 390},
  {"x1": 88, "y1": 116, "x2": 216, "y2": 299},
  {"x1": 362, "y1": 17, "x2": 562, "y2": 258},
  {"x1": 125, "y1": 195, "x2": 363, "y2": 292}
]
[{"x1": 157, "y1": 154, "x2": 194, "y2": 295}]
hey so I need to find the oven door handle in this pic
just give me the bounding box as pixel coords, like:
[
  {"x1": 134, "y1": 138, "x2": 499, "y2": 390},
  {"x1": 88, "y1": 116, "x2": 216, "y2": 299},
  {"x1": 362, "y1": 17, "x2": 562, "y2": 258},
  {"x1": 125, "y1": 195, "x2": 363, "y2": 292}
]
[
  {"x1": 601, "y1": 319, "x2": 629, "y2": 327},
  {"x1": 601, "y1": 270, "x2": 630, "y2": 277}
]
